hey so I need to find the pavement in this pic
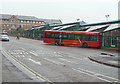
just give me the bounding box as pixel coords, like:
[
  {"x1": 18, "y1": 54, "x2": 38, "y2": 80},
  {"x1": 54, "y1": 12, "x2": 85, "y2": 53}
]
[
  {"x1": 2, "y1": 54, "x2": 36, "y2": 82},
  {"x1": 88, "y1": 52, "x2": 120, "y2": 68}
]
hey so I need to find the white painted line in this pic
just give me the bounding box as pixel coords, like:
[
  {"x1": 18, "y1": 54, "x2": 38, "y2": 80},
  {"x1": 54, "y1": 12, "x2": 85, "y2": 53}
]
[
  {"x1": 59, "y1": 58, "x2": 78, "y2": 64},
  {"x1": 67, "y1": 55, "x2": 101, "y2": 64},
  {"x1": 55, "y1": 54, "x2": 63, "y2": 57},
  {"x1": 78, "y1": 67, "x2": 118, "y2": 81},
  {"x1": 29, "y1": 51, "x2": 38, "y2": 56},
  {"x1": 72, "y1": 68, "x2": 112, "y2": 82},
  {"x1": 28, "y1": 58, "x2": 41, "y2": 65},
  {"x1": 17, "y1": 55, "x2": 20, "y2": 57},
  {"x1": 20, "y1": 53, "x2": 23, "y2": 55},
  {"x1": 2, "y1": 49, "x2": 45, "y2": 82},
  {"x1": 22, "y1": 55, "x2": 25, "y2": 57},
  {"x1": 2, "y1": 48, "x2": 50, "y2": 82},
  {"x1": 67, "y1": 55, "x2": 83, "y2": 60},
  {"x1": 44, "y1": 58, "x2": 64, "y2": 65}
]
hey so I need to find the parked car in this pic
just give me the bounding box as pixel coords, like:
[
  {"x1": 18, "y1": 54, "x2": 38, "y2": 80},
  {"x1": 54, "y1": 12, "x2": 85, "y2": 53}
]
[{"x1": 1, "y1": 35, "x2": 9, "y2": 41}]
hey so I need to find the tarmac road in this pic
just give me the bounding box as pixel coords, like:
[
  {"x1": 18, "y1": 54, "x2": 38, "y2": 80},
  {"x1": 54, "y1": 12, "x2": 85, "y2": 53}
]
[{"x1": 1, "y1": 36, "x2": 119, "y2": 82}]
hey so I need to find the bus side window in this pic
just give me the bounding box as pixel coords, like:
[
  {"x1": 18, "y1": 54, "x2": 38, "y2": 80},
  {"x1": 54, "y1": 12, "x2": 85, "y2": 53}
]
[
  {"x1": 75, "y1": 34, "x2": 82, "y2": 40},
  {"x1": 75, "y1": 34, "x2": 79, "y2": 40},
  {"x1": 82, "y1": 35, "x2": 86, "y2": 41},
  {"x1": 61, "y1": 33, "x2": 68, "y2": 39},
  {"x1": 51, "y1": 33, "x2": 54, "y2": 38},
  {"x1": 45, "y1": 33, "x2": 51, "y2": 38},
  {"x1": 94, "y1": 35, "x2": 98, "y2": 41},
  {"x1": 89, "y1": 35, "x2": 94, "y2": 41},
  {"x1": 79, "y1": 34, "x2": 83, "y2": 40},
  {"x1": 54, "y1": 33, "x2": 60, "y2": 39},
  {"x1": 68, "y1": 34, "x2": 75, "y2": 40},
  {"x1": 89, "y1": 35, "x2": 98, "y2": 41}
]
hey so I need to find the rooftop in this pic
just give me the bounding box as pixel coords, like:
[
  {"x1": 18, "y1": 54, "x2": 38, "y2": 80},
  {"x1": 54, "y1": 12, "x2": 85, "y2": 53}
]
[{"x1": 0, "y1": 14, "x2": 62, "y2": 24}]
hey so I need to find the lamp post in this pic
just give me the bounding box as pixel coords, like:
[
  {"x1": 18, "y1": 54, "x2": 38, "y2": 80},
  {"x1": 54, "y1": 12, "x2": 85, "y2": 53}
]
[
  {"x1": 105, "y1": 15, "x2": 110, "y2": 21},
  {"x1": 77, "y1": 19, "x2": 80, "y2": 22},
  {"x1": 76, "y1": 19, "x2": 80, "y2": 30}
]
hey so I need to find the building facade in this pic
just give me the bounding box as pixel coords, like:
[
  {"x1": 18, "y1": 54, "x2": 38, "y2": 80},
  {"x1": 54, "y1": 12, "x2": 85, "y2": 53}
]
[
  {"x1": 102, "y1": 24, "x2": 120, "y2": 48},
  {"x1": 0, "y1": 14, "x2": 62, "y2": 32}
]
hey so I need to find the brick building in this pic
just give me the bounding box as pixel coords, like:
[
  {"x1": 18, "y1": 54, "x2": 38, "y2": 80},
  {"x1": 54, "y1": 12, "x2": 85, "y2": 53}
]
[{"x1": 0, "y1": 14, "x2": 62, "y2": 32}]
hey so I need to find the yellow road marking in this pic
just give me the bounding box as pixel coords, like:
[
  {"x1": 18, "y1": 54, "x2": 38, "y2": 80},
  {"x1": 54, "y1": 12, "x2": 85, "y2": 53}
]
[{"x1": 2, "y1": 48, "x2": 50, "y2": 82}]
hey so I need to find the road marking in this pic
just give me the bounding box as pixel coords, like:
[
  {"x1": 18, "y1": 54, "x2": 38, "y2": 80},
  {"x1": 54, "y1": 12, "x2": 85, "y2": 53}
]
[
  {"x1": 67, "y1": 55, "x2": 84, "y2": 60},
  {"x1": 67, "y1": 55, "x2": 101, "y2": 65},
  {"x1": 78, "y1": 67, "x2": 118, "y2": 81},
  {"x1": 2, "y1": 48, "x2": 51, "y2": 82},
  {"x1": 72, "y1": 68, "x2": 111, "y2": 82},
  {"x1": 29, "y1": 51, "x2": 38, "y2": 56},
  {"x1": 22, "y1": 55, "x2": 25, "y2": 57},
  {"x1": 44, "y1": 58, "x2": 64, "y2": 65},
  {"x1": 72, "y1": 68, "x2": 118, "y2": 82},
  {"x1": 28, "y1": 58, "x2": 41, "y2": 65},
  {"x1": 59, "y1": 58, "x2": 78, "y2": 64}
]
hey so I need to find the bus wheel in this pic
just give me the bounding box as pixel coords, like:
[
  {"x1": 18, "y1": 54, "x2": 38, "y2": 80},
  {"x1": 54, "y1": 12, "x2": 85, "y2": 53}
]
[
  {"x1": 82, "y1": 43, "x2": 88, "y2": 48},
  {"x1": 61, "y1": 44, "x2": 64, "y2": 46},
  {"x1": 55, "y1": 41, "x2": 59, "y2": 45}
]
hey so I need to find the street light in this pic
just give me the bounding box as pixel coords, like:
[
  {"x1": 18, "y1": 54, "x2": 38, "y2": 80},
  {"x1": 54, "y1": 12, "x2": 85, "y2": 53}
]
[
  {"x1": 77, "y1": 19, "x2": 80, "y2": 21},
  {"x1": 105, "y1": 15, "x2": 110, "y2": 21}
]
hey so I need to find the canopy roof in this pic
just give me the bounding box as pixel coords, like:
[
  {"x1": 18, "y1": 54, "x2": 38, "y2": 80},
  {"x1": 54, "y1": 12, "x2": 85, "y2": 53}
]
[
  {"x1": 104, "y1": 24, "x2": 119, "y2": 32},
  {"x1": 86, "y1": 25, "x2": 109, "y2": 32}
]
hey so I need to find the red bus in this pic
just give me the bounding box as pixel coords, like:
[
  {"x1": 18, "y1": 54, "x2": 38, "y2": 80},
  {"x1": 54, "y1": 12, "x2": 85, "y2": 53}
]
[{"x1": 43, "y1": 30, "x2": 102, "y2": 48}]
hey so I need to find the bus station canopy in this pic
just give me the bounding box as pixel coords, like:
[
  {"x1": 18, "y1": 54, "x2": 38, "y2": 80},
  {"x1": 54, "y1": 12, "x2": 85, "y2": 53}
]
[
  {"x1": 86, "y1": 25, "x2": 109, "y2": 32},
  {"x1": 30, "y1": 26, "x2": 45, "y2": 30},
  {"x1": 78, "y1": 26, "x2": 90, "y2": 31},
  {"x1": 51, "y1": 26, "x2": 62, "y2": 30},
  {"x1": 58, "y1": 25, "x2": 75, "y2": 30},
  {"x1": 104, "y1": 24, "x2": 119, "y2": 32},
  {"x1": 34, "y1": 26, "x2": 45, "y2": 30}
]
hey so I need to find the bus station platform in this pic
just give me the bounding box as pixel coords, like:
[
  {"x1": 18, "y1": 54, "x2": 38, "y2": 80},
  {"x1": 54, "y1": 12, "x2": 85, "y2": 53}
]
[{"x1": 88, "y1": 53, "x2": 120, "y2": 68}]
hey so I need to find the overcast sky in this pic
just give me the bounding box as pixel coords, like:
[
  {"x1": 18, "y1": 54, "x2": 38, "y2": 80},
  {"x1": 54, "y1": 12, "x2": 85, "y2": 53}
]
[{"x1": 0, "y1": 0, "x2": 119, "y2": 23}]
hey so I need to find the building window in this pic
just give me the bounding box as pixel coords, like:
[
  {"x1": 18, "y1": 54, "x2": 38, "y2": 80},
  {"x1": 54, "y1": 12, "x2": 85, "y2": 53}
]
[
  {"x1": 21, "y1": 20, "x2": 23, "y2": 23},
  {"x1": 18, "y1": 24, "x2": 23, "y2": 28},
  {"x1": 18, "y1": 20, "x2": 20, "y2": 23},
  {"x1": 41, "y1": 21, "x2": 45, "y2": 24},
  {"x1": 39, "y1": 21, "x2": 42, "y2": 24},
  {"x1": 4, "y1": 24, "x2": 6, "y2": 27},
  {"x1": 30, "y1": 21, "x2": 33, "y2": 23},
  {"x1": 33, "y1": 21, "x2": 35, "y2": 23},
  {"x1": 12, "y1": 20, "x2": 15, "y2": 22},
  {"x1": 7, "y1": 19, "x2": 9, "y2": 21},
  {"x1": 27, "y1": 21, "x2": 29, "y2": 23},
  {"x1": 4, "y1": 19, "x2": 6, "y2": 21},
  {"x1": 11, "y1": 24, "x2": 13, "y2": 26},
  {"x1": 36, "y1": 21, "x2": 38, "y2": 23},
  {"x1": 7, "y1": 24, "x2": 9, "y2": 27},
  {"x1": 24, "y1": 20, "x2": 27, "y2": 23}
]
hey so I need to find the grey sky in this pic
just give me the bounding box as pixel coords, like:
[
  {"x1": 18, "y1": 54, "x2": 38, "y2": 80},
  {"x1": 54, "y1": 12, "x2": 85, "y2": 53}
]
[{"x1": 1, "y1": 0, "x2": 119, "y2": 23}]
